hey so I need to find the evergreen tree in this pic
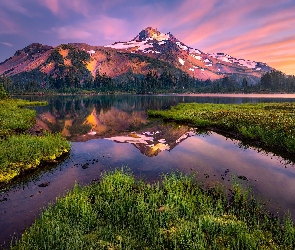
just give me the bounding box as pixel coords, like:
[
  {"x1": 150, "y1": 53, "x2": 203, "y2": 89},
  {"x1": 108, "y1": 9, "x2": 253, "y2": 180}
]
[{"x1": 0, "y1": 83, "x2": 9, "y2": 99}]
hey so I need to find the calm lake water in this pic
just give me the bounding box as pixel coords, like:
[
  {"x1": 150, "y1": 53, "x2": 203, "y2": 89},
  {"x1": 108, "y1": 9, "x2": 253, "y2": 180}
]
[{"x1": 1, "y1": 93, "x2": 295, "y2": 247}]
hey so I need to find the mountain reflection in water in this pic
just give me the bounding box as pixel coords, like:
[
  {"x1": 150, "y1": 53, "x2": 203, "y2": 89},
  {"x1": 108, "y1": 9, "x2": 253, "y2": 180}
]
[{"x1": 1, "y1": 94, "x2": 295, "y2": 248}]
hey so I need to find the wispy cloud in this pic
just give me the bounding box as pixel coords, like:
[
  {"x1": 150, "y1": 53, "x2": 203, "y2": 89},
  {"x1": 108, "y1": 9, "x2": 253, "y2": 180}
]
[
  {"x1": 0, "y1": 0, "x2": 30, "y2": 15},
  {"x1": 38, "y1": 0, "x2": 91, "y2": 17},
  {"x1": 162, "y1": 0, "x2": 295, "y2": 74},
  {"x1": 50, "y1": 16, "x2": 129, "y2": 44},
  {"x1": 0, "y1": 10, "x2": 19, "y2": 34},
  {"x1": 1, "y1": 42, "x2": 13, "y2": 47}
]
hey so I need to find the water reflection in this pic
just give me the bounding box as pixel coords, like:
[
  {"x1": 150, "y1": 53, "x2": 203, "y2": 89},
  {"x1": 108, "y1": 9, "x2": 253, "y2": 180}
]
[
  {"x1": 2, "y1": 131, "x2": 295, "y2": 248},
  {"x1": 24, "y1": 94, "x2": 295, "y2": 141},
  {"x1": 105, "y1": 125, "x2": 196, "y2": 157},
  {"x1": 1, "y1": 94, "x2": 295, "y2": 248}
]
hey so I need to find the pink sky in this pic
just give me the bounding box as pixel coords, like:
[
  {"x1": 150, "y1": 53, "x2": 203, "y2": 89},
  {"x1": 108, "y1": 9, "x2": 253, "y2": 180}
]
[{"x1": 0, "y1": 0, "x2": 294, "y2": 75}]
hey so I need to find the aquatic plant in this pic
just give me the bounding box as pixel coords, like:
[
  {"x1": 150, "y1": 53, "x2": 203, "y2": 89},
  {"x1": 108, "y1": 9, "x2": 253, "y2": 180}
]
[
  {"x1": 148, "y1": 102, "x2": 295, "y2": 153},
  {"x1": 13, "y1": 170, "x2": 295, "y2": 249}
]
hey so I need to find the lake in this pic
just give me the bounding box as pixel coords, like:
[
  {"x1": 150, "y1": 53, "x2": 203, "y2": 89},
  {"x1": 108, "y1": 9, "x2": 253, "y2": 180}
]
[{"x1": 1, "y1": 93, "x2": 295, "y2": 247}]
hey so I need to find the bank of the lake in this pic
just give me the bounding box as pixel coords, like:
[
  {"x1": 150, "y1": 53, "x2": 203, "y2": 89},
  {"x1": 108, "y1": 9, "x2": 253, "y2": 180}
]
[
  {"x1": 13, "y1": 170, "x2": 295, "y2": 249},
  {"x1": 148, "y1": 102, "x2": 295, "y2": 153},
  {"x1": 0, "y1": 98, "x2": 70, "y2": 183}
]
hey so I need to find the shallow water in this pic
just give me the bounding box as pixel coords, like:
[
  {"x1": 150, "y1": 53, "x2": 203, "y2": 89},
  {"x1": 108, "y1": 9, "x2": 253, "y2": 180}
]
[{"x1": 1, "y1": 94, "x2": 295, "y2": 247}]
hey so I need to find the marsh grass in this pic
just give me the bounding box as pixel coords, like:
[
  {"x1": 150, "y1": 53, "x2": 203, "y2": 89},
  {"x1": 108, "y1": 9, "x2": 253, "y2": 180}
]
[
  {"x1": 0, "y1": 133, "x2": 70, "y2": 182},
  {"x1": 0, "y1": 99, "x2": 70, "y2": 183},
  {"x1": 148, "y1": 102, "x2": 295, "y2": 153},
  {"x1": 13, "y1": 170, "x2": 295, "y2": 249}
]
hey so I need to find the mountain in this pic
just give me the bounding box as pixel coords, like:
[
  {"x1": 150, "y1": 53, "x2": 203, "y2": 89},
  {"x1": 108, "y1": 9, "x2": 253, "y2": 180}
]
[
  {"x1": 105, "y1": 27, "x2": 272, "y2": 82},
  {"x1": 0, "y1": 27, "x2": 273, "y2": 89}
]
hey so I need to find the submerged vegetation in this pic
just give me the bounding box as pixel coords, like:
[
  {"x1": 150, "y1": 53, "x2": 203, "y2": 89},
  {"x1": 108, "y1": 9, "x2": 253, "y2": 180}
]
[
  {"x1": 13, "y1": 170, "x2": 295, "y2": 249},
  {"x1": 0, "y1": 87, "x2": 70, "y2": 183},
  {"x1": 148, "y1": 102, "x2": 295, "y2": 153}
]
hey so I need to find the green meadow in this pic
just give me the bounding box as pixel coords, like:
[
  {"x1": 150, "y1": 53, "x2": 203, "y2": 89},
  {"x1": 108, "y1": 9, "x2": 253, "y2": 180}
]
[
  {"x1": 148, "y1": 102, "x2": 295, "y2": 153},
  {"x1": 13, "y1": 170, "x2": 295, "y2": 249},
  {"x1": 0, "y1": 95, "x2": 70, "y2": 183}
]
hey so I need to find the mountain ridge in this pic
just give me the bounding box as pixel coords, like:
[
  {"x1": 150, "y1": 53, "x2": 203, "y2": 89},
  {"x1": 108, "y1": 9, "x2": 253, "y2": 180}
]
[{"x1": 0, "y1": 27, "x2": 274, "y2": 88}]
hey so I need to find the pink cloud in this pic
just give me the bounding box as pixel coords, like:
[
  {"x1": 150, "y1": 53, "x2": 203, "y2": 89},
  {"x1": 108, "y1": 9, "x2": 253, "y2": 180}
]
[
  {"x1": 38, "y1": 0, "x2": 91, "y2": 17},
  {"x1": 157, "y1": 0, "x2": 295, "y2": 75},
  {"x1": 50, "y1": 16, "x2": 129, "y2": 44},
  {"x1": 0, "y1": 10, "x2": 19, "y2": 34},
  {"x1": 51, "y1": 26, "x2": 91, "y2": 40},
  {"x1": 39, "y1": 0, "x2": 59, "y2": 15},
  {"x1": 0, "y1": 0, "x2": 30, "y2": 15}
]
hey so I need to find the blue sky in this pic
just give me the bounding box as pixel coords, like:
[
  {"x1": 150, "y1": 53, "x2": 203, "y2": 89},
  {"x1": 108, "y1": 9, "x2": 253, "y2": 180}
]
[{"x1": 0, "y1": 0, "x2": 295, "y2": 74}]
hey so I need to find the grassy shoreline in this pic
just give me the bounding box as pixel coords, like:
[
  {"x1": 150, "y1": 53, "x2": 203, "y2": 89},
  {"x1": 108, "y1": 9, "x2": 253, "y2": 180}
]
[
  {"x1": 0, "y1": 98, "x2": 70, "y2": 183},
  {"x1": 13, "y1": 170, "x2": 295, "y2": 249},
  {"x1": 148, "y1": 102, "x2": 295, "y2": 153}
]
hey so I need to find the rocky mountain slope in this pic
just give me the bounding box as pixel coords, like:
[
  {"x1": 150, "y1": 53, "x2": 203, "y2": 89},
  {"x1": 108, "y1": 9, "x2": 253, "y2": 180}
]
[{"x1": 0, "y1": 27, "x2": 273, "y2": 85}]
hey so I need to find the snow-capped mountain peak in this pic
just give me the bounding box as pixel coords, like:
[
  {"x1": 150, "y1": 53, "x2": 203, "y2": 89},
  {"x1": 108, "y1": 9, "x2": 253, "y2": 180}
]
[
  {"x1": 0, "y1": 26, "x2": 273, "y2": 86},
  {"x1": 132, "y1": 27, "x2": 171, "y2": 42},
  {"x1": 104, "y1": 27, "x2": 273, "y2": 82},
  {"x1": 105, "y1": 27, "x2": 172, "y2": 51}
]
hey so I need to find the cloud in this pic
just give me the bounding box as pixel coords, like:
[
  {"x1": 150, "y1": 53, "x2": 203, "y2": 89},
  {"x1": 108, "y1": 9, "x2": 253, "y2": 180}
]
[
  {"x1": 1, "y1": 42, "x2": 13, "y2": 47},
  {"x1": 155, "y1": 0, "x2": 295, "y2": 75},
  {"x1": 0, "y1": 10, "x2": 19, "y2": 34},
  {"x1": 50, "y1": 16, "x2": 129, "y2": 44},
  {"x1": 0, "y1": 0, "x2": 30, "y2": 15},
  {"x1": 41, "y1": 0, "x2": 59, "y2": 15},
  {"x1": 38, "y1": 0, "x2": 91, "y2": 17}
]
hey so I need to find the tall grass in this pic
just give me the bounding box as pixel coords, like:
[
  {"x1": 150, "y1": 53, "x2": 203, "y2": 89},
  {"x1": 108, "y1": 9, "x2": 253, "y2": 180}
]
[
  {"x1": 0, "y1": 99, "x2": 70, "y2": 183},
  {"x1": 13, "y1": 170, "x2": 295, "y2": 249},
  {"x1": 148, "y1": 102, "x2": 295, "y2": 153},
  {"x1": 0, "y1": 133, "x2": 70, "y2": 182}
]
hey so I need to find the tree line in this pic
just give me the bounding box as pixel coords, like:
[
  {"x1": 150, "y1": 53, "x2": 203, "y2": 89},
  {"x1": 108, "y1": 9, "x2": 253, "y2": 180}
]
[{"x1": 1, "y1": 69, "x2": 295, "y2": 94}]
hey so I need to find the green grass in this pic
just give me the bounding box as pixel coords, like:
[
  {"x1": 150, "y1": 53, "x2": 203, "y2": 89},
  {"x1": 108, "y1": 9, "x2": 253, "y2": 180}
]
[
  {"x1": 0, "y1": 98, "x2": 70, "y2": 183},
  {"x1": 148, "y1": 102, "x2": 295, "y2": 153},
  {"x1": 0, "y1": 133, "x2": 70, "y2": 182},
  {"x1": 13, "y1": 170, "x2": 295, "y2": 249}
]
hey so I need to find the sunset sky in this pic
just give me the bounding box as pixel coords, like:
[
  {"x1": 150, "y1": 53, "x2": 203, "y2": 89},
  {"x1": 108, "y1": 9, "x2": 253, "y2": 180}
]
[{"x1": 0, "y1": 0, "x2": 294, "y2": 75}]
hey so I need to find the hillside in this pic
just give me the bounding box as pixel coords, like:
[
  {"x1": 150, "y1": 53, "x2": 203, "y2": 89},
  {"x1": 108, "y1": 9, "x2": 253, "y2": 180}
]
[{"x1": 0, "y1": 27, "x2": 277, "y2": 93}]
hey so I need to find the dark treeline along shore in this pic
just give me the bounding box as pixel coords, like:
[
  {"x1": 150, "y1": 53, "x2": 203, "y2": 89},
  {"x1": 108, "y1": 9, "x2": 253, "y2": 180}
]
[{"x1": 1, "y1": 68, "x2": 295, "y2": 95}]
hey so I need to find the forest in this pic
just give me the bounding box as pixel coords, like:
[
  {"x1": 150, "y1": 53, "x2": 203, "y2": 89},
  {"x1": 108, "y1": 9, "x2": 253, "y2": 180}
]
[{"x1": 1, "y1": 69, "x2": 295, "y2": 94}]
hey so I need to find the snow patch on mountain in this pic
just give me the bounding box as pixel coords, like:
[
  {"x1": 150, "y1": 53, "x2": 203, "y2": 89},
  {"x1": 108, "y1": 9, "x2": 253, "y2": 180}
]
[
  {"x1": 143, "y1": 50, "x2": 161, "y2": 54},
  {"x1": 87, "y1": 50, "x2": 95, "y2": 56},
  {"x1": 190, "y1": 49, "x2": 202, "y2": 54},
  {"x1": 238, "y1": 59, "x2": 256, "y2": 69},
  {"x1": 179, "y1": 58, "x2": 185, "y2": 65},
  {"x1": 190, "y1": 54, "x2": 202, "y2": 60},
  {"x1": 209, "y1": 52, "x2": 259, "y2": 69},
  {"x1": 152, "y1": 33, "x2": 170, "y2": 41},
  {"x1": 176, "y1": 42, "x2": 189, "y2": 51},
  {"x1": 105, "y1": 41, "x2": 153, "y2": 51}
]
